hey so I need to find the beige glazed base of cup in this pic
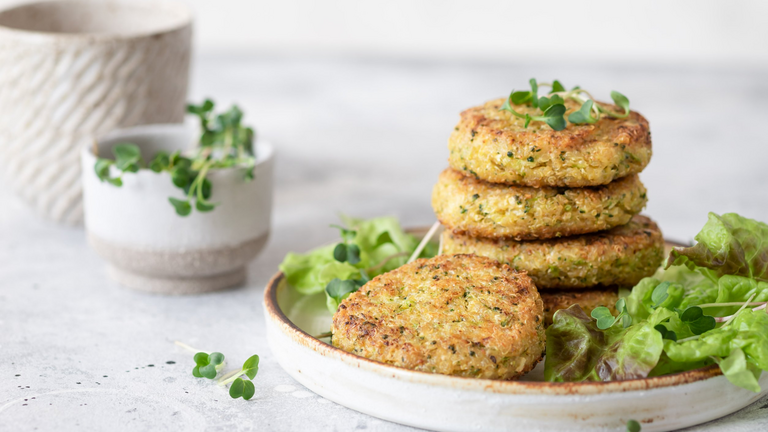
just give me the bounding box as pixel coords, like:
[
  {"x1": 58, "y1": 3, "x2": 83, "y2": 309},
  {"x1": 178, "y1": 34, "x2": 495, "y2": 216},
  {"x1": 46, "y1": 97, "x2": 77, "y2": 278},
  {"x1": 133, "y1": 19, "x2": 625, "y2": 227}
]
[{"x1": 89, "y1": 233, "x2": 270, "y2": 294}]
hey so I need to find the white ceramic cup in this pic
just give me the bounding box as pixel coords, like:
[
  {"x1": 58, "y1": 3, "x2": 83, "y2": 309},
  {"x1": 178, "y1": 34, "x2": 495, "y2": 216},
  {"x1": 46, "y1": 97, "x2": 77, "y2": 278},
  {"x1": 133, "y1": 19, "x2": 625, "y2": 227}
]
[
  {"x1": 81, "y1": 124, "x2": 274, "y2": 294},
  {"x1": 0, "y1": 0, "x2": 192, "y2": 224}
]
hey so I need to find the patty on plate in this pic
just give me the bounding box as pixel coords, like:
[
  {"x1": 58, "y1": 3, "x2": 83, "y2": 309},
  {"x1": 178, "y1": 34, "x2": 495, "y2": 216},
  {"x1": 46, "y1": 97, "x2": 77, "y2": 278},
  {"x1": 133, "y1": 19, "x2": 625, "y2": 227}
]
[
  {"x1": 440, "y1": 215, "x2": 663, "y2": 289},
  {"x1": 331, "y1": 254, "x2": 545, "y2": 380},
  {"x1": 432, "y1": 168, "x2": 647, "y2": 240},
  {"x1": 541, "y1": 288, "x2": 620, "y2": 327},
  {"x1": 448, "y1": 97, "x2": 652, "y2": 187}
]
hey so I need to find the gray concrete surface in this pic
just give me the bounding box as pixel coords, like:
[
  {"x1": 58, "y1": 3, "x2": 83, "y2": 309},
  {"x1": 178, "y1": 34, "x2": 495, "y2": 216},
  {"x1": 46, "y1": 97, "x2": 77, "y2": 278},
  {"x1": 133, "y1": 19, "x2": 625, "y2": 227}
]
[{"x1": 1, "y1": 56, "x2": 768, "y2": 431}]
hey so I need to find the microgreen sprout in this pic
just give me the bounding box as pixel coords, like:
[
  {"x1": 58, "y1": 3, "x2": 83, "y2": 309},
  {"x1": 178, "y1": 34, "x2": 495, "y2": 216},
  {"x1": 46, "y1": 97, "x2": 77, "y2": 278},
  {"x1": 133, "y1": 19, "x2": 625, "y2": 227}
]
[
  {"x1": 591, "y1": 298, "x2": 632, "y2": 330},
  {"x1": 176, "y1": 342, "x2": 260, "y2": 401},
  {"x1": 680, "y1": 306, "x2": 716, "y2": 335},
  {"x1": 192, "y1": 352, "x2": 225, "y2": 379},
  {"x1": 626, "y1": 419, "x2": 642, "y2": 432},
  {"x1": 218, "y1": 355, "x2": 260, "y2": 400},
  {"x1": 499, "y1": 79, "x2": 631, "y2": 131},
  {"x1": 94, "y1": 99, "x2": 257, "y2": 216},
  {"x1": 325, "y1": 270, "x2": 369, "y2": 306}
]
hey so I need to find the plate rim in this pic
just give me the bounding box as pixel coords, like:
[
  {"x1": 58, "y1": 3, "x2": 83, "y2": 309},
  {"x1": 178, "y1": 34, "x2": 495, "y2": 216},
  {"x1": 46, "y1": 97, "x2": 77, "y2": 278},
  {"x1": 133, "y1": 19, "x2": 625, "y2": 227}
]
[{"x1": 264, "y1": 235, "x2": 725, "y2": 396}]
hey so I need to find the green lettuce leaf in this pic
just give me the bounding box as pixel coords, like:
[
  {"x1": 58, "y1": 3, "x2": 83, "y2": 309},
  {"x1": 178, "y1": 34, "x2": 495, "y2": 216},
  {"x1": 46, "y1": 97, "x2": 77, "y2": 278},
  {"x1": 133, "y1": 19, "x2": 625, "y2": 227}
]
[
  {"x1": 715, "y1": 348, "x2": 762, "y2": 393},
  {"x1": 663, "y1": 308, "x2": 768, "y2": 392},
  {"x1": 668, "y1": 213, "x2": 768, "y2": 282}
]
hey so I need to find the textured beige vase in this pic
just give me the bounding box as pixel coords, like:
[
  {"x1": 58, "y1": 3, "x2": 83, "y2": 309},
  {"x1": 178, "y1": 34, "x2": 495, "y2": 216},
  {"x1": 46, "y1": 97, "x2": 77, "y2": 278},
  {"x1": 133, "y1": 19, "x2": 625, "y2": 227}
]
[{"x1": 0, "y1": 1, "x2": 192, "y2": 224}]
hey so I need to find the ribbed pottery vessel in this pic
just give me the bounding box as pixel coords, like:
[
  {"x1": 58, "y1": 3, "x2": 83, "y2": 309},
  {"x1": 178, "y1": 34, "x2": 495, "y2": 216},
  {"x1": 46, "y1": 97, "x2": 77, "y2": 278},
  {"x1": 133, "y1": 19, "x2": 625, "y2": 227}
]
[{"x1": 0, "y1": 0, "x2": 192, "y2": 224}]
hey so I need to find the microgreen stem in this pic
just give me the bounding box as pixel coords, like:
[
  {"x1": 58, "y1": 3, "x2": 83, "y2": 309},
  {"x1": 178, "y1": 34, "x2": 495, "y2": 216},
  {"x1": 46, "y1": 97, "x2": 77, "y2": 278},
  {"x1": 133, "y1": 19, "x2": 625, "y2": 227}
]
[
  {"x1": 175, "y1": 341, "x2": 205, "y2": 353},
  {"x1": 407, "y1": 221, "x2": 440, "y2": 264},
  {"x1": 697, "y1": 301, "x2": 767, "y2": 308},
  {"x1": 216, "y1": 369, "x2": 244, "y2": 386},
  {"x1": 366, "y1": 252, "x2": 410, "y2": 273},
  {"x1": 437, "y1": 234, "x2": 444, "y2": 256},
  {"x1": 715, "y1": 301, "x2": 766, "y2": 323},
  {"x1": 218, "y1": 369, "x2": 245, "y2": 386},
  {"x1": 720, "y1": 294, "x2": 757, "y2": 326},
  {"x1": 314, "y1": 331, "x2": 332, "y2": 339},
  {"x1": 677, "y1": 335, "x2": 701, "y2": 343}
]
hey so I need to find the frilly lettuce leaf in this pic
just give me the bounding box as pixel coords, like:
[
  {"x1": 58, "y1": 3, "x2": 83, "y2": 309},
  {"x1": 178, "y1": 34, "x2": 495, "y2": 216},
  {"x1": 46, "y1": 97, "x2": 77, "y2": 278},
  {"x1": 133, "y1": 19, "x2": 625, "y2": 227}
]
[
  {"x1": 668, "y1": 212, "x2": 768, "y2": 282},
  {"x1": 544, "y1": 306, "x2": 668, "y2": 382}
]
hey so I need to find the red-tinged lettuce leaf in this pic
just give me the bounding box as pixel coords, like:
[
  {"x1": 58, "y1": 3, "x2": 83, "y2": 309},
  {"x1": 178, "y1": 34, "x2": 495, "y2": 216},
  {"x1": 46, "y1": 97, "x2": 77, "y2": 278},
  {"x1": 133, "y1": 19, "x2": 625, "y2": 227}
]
[
  {"x1": 667, "y1": 213, "x2": 768, "y2": 282},
  {"x1": 544, "y1": 306, "x2": 666, "y2": 382}
]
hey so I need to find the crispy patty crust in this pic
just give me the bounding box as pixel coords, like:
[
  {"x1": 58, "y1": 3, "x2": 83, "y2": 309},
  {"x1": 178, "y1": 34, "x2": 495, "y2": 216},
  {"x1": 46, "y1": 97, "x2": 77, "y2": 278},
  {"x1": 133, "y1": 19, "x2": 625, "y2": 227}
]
[
  {"x1": 448, "y1": 98, "x2": 652, "y2": 187},
  {"x1": 331, "y1": 254, "x2": 545, "y2": 380},
  {"x1": 542, "y1": 288, "x2": 620, "y2": 327},
  {"x1": 432, "y1": 168, "x2": 647, "y2": 240},
  {"x1": 441, "y1": 215, "x2": 663, "y2": 289}
]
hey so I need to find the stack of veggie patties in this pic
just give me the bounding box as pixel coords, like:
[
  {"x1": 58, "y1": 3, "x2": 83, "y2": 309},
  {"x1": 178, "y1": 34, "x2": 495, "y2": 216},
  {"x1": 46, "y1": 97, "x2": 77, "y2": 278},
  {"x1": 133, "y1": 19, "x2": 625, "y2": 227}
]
[{"x1": 432, "y1": 97, "x2": 664, "y2": 325}]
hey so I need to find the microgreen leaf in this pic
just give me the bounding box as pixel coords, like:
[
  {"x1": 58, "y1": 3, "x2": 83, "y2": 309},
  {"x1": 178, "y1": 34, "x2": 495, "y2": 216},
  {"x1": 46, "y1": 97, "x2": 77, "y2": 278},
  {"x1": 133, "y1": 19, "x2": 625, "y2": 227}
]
[
  {"x1": 229, "y1": 377, "x2": 245, "y2": 399},
  {"x1": 539, "y1": 104, "x2": 566, "y2": 131},
  {"x1": 654, "y1": 324, "x2": 677, "y2": 341},
  {"x1": 113, "y1": 143, "x2": 142, "y2": 172},
  {"x1": 242, "y1": 379, "x2": 255, "y2": 400},
  {"x1": 330, "y1": 224, "x2": 357, "y2": 242},
  {"x1": 106, "y1": 177, "x2": 123, "y2": 187},
  {"x1": 326, "y1": 278, "x2": 359, "y2": 305},
  {"x1": 198, "y1": 364, "x2": 217, "y2": 379},
  {"x1": 680, "y1": 306, "x2": 703, "y2": 322},
  {"x1": 538, "y1": 96, "x2": 552, "y2": 111},
  {"x1": 626, "y1": 419, "x2": 642, "y2": 432},
  {"x1": 149, "y1": 152, "x2": 170, "y2": 173},
  {"x1": 208, "y1": 352, "x2": 225, "y2": 366},
  {"x1": 591, "y1": 306, "x2": 617, "y2": 330},
  {"x1": 194, "y1": 352, "x2": 209, "y2": 366},
  {"x1": 242, "y1": 355, "x2": 260, "y2": 380},
  {"x1": 551, "y1": 80, "x2": 565, "y2": 93},
  {"x1": 529, "y1": 78, "x2": 539, "y2": 108},
  {"x1": 680, "y1": 306, "x2": 716, "y2": 335},
  {"x1": 171, "y1": 166, "x2": 191, "y2": 188},
  {"x1": 94, "y1": 159, "x2": 113, "y2": 181},
  {"x1": 346, "y1": 244, "x2": 361, "y2": 265},
  {"x1": 568, "y1": 100, "x2": 598, "y2": 124},
  {"x1": 333, "y1": 243, "x2": 347, "y2": 262},
  {"x1": 610, "y1": 91, "x2": 630, "y2": 118},
  {"x1": 196, "y1": 200, "x2": 215, "y2": 212},
  {"x1": 192, "y1": 366, "x2": 202, "y2": 378},
  {"x1": 510, "y1": 91, "x2": 532, "y2": 105},
  {"x1": 169, "y1": 198, "x2": 192, "y2": 216}
]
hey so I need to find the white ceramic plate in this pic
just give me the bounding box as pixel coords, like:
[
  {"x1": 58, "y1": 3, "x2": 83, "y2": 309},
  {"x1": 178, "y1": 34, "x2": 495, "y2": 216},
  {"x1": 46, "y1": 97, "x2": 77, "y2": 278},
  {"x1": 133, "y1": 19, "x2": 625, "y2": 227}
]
[{"x1": 263, "y1": 234, "x2": 768, "y2": 432}]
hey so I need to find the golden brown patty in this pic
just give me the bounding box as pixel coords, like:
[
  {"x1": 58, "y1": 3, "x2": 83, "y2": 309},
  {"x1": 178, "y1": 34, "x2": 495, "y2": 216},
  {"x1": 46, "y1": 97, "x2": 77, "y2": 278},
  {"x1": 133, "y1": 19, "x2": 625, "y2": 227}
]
[
  {"x1": 432, "y1": 168, "x2": 647, "y2": 240},
  {"x1": 448, "y1": 97, "x2": 652, "y2": 187},
  {"x1": 542, "y1": 289, "x2": 620, "y2": 327},
  {"x1": 441, "y1": 215, "x2": 663, "y2": 289},
  {"x1": 331, "y1": 254, "x2": 545, "y2": 380}
]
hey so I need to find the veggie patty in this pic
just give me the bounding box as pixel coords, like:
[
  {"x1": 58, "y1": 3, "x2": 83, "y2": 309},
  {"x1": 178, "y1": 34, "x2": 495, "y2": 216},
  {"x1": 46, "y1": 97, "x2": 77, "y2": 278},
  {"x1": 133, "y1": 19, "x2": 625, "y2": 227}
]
[
  {"x1": 448, "y1": 97, "x2": 652, "y2": 187},
  {"x1": 441, "y1": 215, "x2": 663, "y2": 289},
  {"x1": 432, "y1": 168, "x2": 647, "y2": 240},
  {"x1": 331, "y1": 254, "x2": 545, "y2": 380}
]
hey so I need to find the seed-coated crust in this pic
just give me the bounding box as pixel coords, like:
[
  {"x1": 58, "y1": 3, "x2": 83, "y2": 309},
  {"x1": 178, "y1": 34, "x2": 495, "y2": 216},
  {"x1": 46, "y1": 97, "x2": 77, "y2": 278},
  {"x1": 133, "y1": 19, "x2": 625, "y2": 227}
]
[
  {"x1": 441, "y1": 215, "x2": 663, "y2": 289},
  {"x1": 331, "y1": 254, "x2": 545, "y2": 380},
  {"x1": 542, "y1": 288, "x2": 619, "y2": 327},
  {"x1": 448, "y1": 98, "x2": 652, "y2": 187},
  {"x1": 432, "y1": 168, "x2": 647, "y2": 240}
]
